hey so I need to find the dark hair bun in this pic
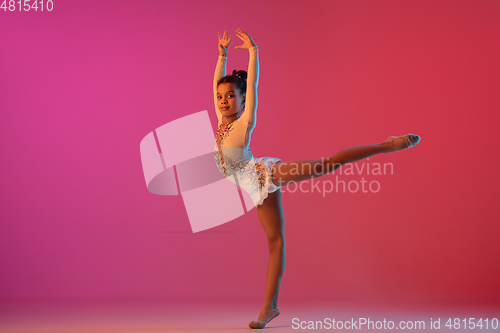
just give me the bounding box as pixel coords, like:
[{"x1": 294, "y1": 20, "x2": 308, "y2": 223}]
[
  {"x1": 218, "y1": 70, "x2": 248, "y2": 95},
  {"x1": 232, "y1": 69, "x2": 248, "y2": 81}
]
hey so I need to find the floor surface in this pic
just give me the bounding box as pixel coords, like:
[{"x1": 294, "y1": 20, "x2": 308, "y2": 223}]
[{"x1": 0, "y1": 299, "x2": 498, "y2": 332}]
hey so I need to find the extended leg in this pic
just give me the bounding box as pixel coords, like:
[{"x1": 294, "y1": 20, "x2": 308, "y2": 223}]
[{"x1": 271, "y1": 140, "x2": 395, "y2": 186}]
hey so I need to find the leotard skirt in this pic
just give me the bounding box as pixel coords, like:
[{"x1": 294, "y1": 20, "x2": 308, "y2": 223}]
[
  {"x1": 251, "y1": 156, "x2": 282, "y2": 206},
  {"x1": 215, "y1": 150, "x2": 282, "y2": 207}
]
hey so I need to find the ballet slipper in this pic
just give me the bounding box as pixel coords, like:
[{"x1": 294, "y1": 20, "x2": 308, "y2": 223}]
[
  {"x1": 249, "y1": 307, "x2": 280, "y2": 329},
  {"x1": 385, "y1": 134, "x2": 421, "y2": 151}
]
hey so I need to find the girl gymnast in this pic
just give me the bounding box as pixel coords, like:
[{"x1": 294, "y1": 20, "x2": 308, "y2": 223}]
[{"x1": 213, "y1": 28, "x2": 420, "y2": 329}]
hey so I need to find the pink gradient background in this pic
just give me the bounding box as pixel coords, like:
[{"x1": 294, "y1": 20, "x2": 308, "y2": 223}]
[{"x1": 1, "y1": 0, "x2": 499, "y2": 311}]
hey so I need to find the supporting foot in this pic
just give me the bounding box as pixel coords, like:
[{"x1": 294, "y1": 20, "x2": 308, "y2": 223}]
[
  {"x1": 385, "y1": 134, "x2": 421, "y2": 152},
  {"x1": 249, "y1": 307, "x2": 280, "y2": 329}
]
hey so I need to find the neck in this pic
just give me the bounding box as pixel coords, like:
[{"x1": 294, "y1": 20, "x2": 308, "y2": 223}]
[{"x1": 222, "y1": 113, "x2": 240, "y2": 124}]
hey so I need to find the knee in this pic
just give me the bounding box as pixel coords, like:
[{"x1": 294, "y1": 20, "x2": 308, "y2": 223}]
[
  {"x1": 267, "y1": 235, "x2": 285, "y2": 252},
  {"x1": 321, "y1": 159, "x2": 343, "y2": 174}
]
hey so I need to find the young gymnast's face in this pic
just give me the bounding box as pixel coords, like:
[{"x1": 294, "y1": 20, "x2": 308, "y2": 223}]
[{"x1": 217, "y1": 83, "x2": 246, "y2": 118}]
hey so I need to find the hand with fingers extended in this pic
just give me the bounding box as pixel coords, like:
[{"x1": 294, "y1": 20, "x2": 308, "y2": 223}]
[
  {"x1": 234, "y1": 28, "x2": 257, "y2": 50},
  {"x1": 218, "y1": 30, "x2": 232, "y2": 57}
]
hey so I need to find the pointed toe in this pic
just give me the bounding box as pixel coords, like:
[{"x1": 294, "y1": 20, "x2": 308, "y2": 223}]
[{"x1": 249, "y1": 307, "x2": 280, "y2": 329}]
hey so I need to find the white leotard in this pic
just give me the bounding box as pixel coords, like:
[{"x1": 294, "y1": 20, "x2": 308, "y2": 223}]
[{"x1": 212, "y1": 48, "x2": 282, "y2": 206}]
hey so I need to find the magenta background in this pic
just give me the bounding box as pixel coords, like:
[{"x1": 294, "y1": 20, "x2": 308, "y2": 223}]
[{"x1": 0, "y1": 0, "x2": 499, "y2": 306}]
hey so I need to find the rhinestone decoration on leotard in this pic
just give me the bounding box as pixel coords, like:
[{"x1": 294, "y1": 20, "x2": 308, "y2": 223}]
[{"x1": 215, "y1": 121, "x2": 236, "y2": 177}]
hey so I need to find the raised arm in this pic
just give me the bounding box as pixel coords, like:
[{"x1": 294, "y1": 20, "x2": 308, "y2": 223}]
[
  {"x1": 213, "y1": 30, "x2": 232, "y2": 124},
  {"x1": 235, "y1": 29, "x2": 258, "y2": 128}
]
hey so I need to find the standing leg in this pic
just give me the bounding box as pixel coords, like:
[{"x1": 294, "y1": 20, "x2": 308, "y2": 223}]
[{"x1": 250, "y1": 188, "x2": 284, "y2": 328}]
